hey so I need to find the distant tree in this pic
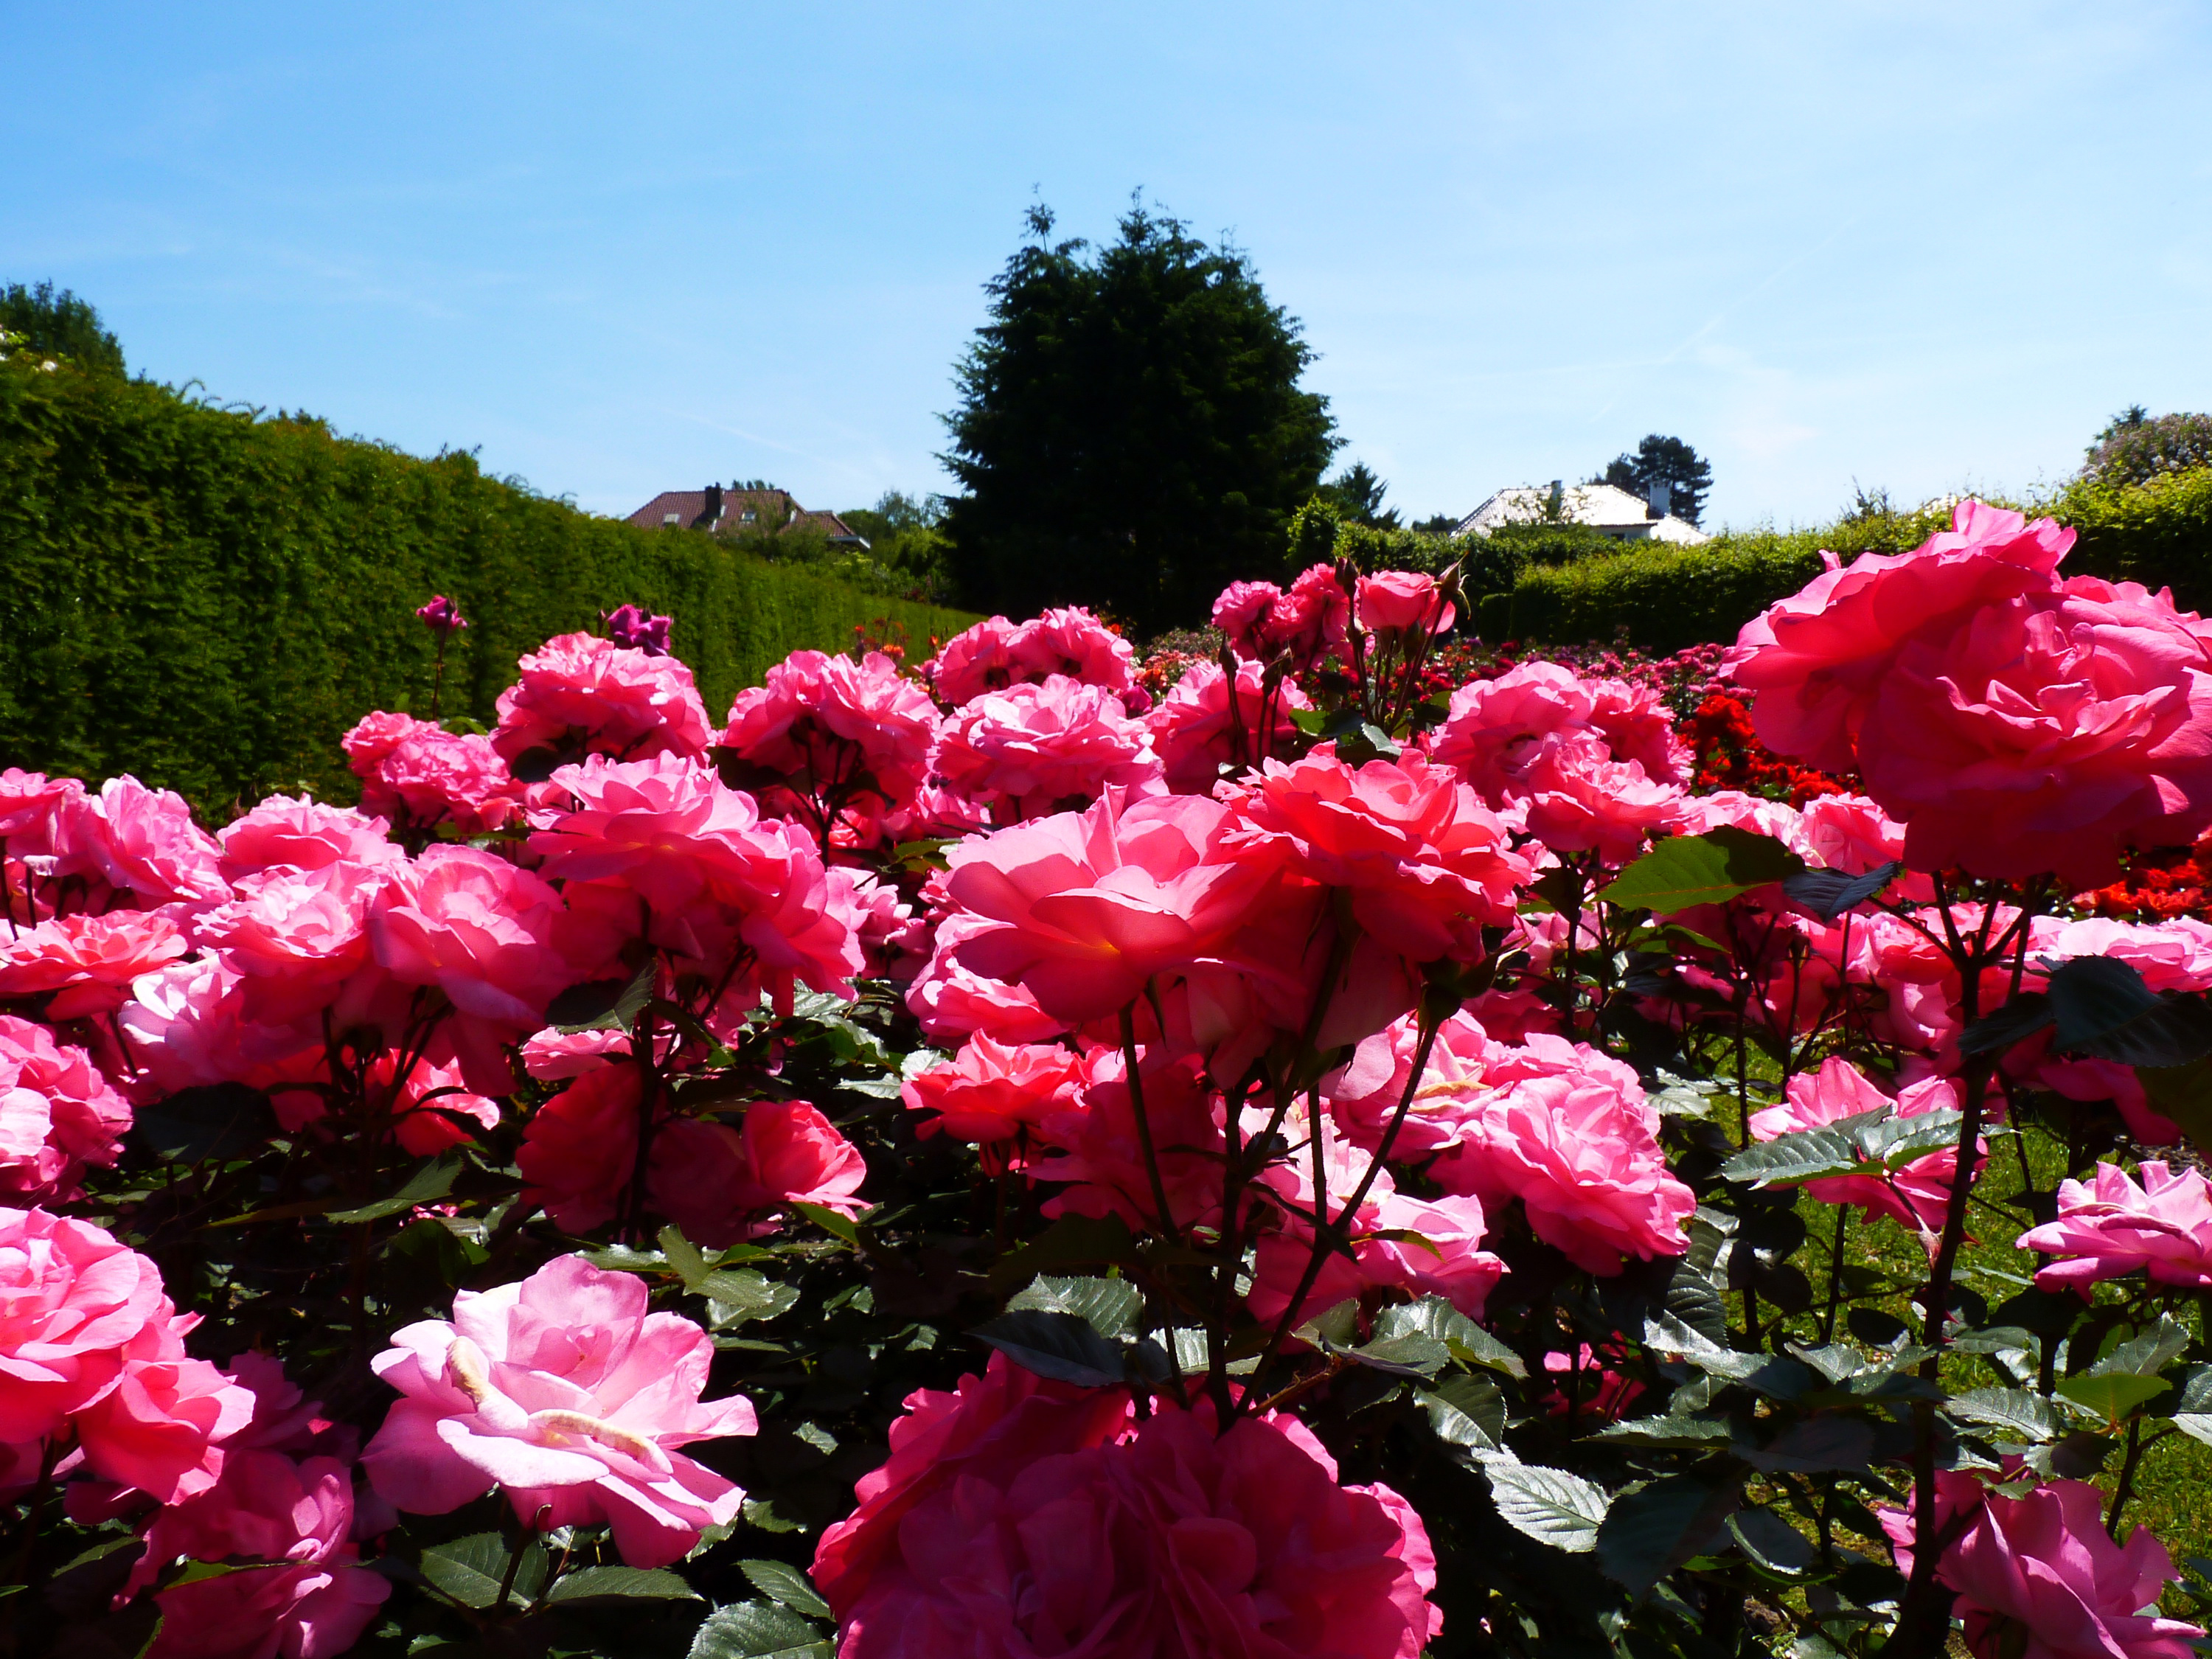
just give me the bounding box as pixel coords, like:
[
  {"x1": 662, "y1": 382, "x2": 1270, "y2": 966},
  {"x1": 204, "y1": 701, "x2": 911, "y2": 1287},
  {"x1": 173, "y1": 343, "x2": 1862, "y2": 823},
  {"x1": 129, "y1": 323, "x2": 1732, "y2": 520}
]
[
  {"x1": 839, "y1": 490, "x2": 953, "y2": 602},
  {"x1": 1318, "y1": 462, "x2": 1401, "y2": 530},
  {"x1": 1410, "y1": 512, "x2": 1459, "y2": 535},
  {"x1": 1599, "y1": 434, "x2": 1711, "y2": 525},
  {"x1": 2083, "y1": 408, "x2": 2212, "y2": 486},
  {"x1": 0, "y1": 281, "x2": 124, "y2": 375},
  {"x1": 942, "y1": 200, "x2": 1339, "y2": 633}
]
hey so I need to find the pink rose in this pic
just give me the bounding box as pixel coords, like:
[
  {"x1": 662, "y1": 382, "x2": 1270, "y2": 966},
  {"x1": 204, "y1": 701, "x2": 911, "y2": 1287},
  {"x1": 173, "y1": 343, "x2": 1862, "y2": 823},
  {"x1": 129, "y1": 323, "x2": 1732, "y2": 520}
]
[
  {"x1": 1222, "y1": 751, "x2": 1528, "y2": 962},
  {"x1": 1144, "y1": 656, "x2": 1313, "y2": 793},
  {"x1": 516, "y1": 1063, "x2": 641, "y2": 1237},
  {"x1": 720, "y1": 649, "x2": 942, "y2": 811},
  {"x1": 493, "y1": 630, "x2": 714, "y2": 765},
  {"x1": 1882, "y1": 1470, "x2": 2202, "y2": 1659},
  {"x1": 2018, "y1": 1160, "x2": 2212, "y2": 1296},
  {"x1": 0, "y1": 769, "x2": 82, "y2": 852},
  {"x1": 148, "y1": 1550, "x2": 391, "y2": 1659},
  {"x1": 923, "y1": 616, "x2": 1021, "y2": 706},
  {"x1": 935, "y1": 792, "x2": 1281, "y2": 1026},
  {"x1": 0, "y1": 911, "x2": 189, "y2": 1018},
  {"x1": 1728, "y1": 498, "x2": 2076, "y2": 773},
  {"x1": 902, "y1": 1033, "x2": 1088, "y2": 1149},
  {"x1": 0, "y1": 1017, "x2": 133, "y2": 1203},
  {"x1": 1324, "y1": 1010, "x2": 1494, "y2": 1161},
  {"x1": 1355, "y1": 568, "x2": 1455, "y2": 637},
  {"x1": 1278, "y1": 562, "x2": 1354, "y2": 665},
  {"x1": 650, "y1": 1100, "x2": 868, "y2": 1247},
  {"x1": 342, "y1": 713, "x2": 524, "y2": 838},
  {"x1": 1211, "y1": 579, "x2": 1287, "y2": 659},
  {"x1": 198, "y1": 863, "x2": 386, "y2": 1026},
  {"x1": 217, "y1": 796, "x2": 403, "y2": 883},
  {"x1": 1748, "y1": 1058, "x2": 1972, "y2": 1237},
  {"x1": 1004, "y1": 605, "x2": 1137, "y2": 691},
  {"x1": 363, "y1": 1254, "x2": 757, "y2": 1567},
  {"x1": 1032, "y1": 1048, "x2": 1225, "y2": 1235},
  {"x1": 813, "y1": 1354, "x2": 1439, "y2": 1659},
  {"x1": 54, "y1": 776, "x2": 229, "y2": 915},
  {"x1": 932, "y1": 675, "x2": 1165, "y2": 819},
  {"x1": 902, "y1": 932, "x2": 1068, "y2": 1046},
  {"x1": 0, "y1": 1207, "x2": 254, "y2": 1502}
]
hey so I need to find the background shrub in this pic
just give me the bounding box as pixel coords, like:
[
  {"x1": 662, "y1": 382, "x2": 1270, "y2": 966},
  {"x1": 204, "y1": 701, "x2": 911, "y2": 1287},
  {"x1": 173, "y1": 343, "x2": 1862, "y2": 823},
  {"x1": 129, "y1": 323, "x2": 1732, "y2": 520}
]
[{"x1": 0, "y1": 356, "x2": 975, "y2": 813}]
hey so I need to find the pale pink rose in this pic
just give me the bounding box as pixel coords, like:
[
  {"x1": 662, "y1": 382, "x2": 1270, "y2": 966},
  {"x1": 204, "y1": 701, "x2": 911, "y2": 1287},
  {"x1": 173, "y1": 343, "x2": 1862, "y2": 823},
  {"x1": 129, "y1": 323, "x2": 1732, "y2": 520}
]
[
  {"x1": 1211, "y1": 579, "x2": 1287, "y2": 659},
  {"x1": 1005, "y1": 605, "x2": 1137, "y2": 692},
  {"x1": 1355, "y1": 568, "x2": 1455, "y2": 638},
  {"x1": 217, "y1": 796, "x2": 403, "y2": 883},
  {"x1": 814, "y1": 1354, "x2": 1440, "y2": 1659},
  {"x1": 363, "y1": 1254, "x2": 757, "y2": 1568},
  {"x1": 2018, "y1": 1161, "x2": 2212, "y2": 1296},
  {"x1": 1324, "y1": 1010, "x2": 1493, "y2": 1161},
  {"x1": 721, "y1": 649, "x2": 942, "y2": 810},
  {"x1": 0, "y1": 911, "x2": 189, "y2": 1018},
  {"x1": 0, "y1": 769, "x2": 82, "y2": 852},
  {"x1": 1748, "y1": 1059, "x2": 1971, "y2": 1237},
  {"x1": 493, "y1": 630, "x2": 714, "y2": 765},
  {"x1": 1144, "y1": 656, "x2": 1314, "y2": 793},
  {"x1": 1586, "y1": 678, "x2": 1691, "y2": 785},
  {"x1": 342, "y1": 713, "x2": 524, "y2": 838},
  {"x1": 650, "y1": 1100, "x2": 868, "y2": 1247},
  {"x1": 2036, "y1": 915, "x2": 2212, "y2": 993},
  {"x1": 0, "y1": 1018, "x2": 133, "y2": 1203},
  {"x1": 902, "y1": 1032, "x2": 1088, "y2": 1148},
  {"x1": 527, "y1": 754, "x2": 860, "y2": 1004},
  {"x1": 827, "y1": 866, "x2": 922, "y2": 980},
  {"x1": 1854, "y1": 575, "x2": 2212, "y2": 884},
  {"x1": 519, "y1": 1026, "x2": 630, "y2": 1082},
  {"x1": 1728, "y1": 498, "x2": 2076, "y2": 773},
  {"x1": 0, "y1": 1207, "x2": 254, "y2": 1503},
  {"x1": 1432, "y1": 661, "x2": 1597, "y2": 807},
  {"x1": 1677, "y1": 788, "x2": 1809, "y2": 848},
  {"x1": 1222, "y1": 752, "x2": 1528, "y2": 962},
  {"x1": 1882, "y1": 1470, "x2": 2201, "y2": 1659},
  {"x1": 54, "y1": 777, "x2": 228, "y2": 914},
  {"x1": 935, "y1": 791, "x2": 1282, "y2": 1026},
  {"x1": 198, "y1": 863, "x2": 384, "y2": 1026},
  {"x1": 923, "y1": 616, "x2": 1021, "y2": 706},
  {"x1": 1248, "y1": 1130, "x2": 1501, "y2": 1326},
  {"x1": 1032, "y1": 1048, "x2": 1226, "y2": 1235},
  {"x1": 932, "y1": 675, "x2": 1165, "y2": 819},
  {"x1": 1433, "y1": 1037, "x2": 1694, "y2": 1273},
  {"x1": 902, "y1": 933, "x2": 1068, "y2": 1046},
  {"x1": 1513, "y1": 732, "x2": 1688, "y2": 863}
]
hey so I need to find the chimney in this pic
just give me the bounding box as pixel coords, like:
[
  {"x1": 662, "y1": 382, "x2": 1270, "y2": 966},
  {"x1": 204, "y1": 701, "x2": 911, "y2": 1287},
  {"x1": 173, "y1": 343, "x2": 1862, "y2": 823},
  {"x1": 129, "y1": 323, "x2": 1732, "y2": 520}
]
[
  {"x1": 1647, "y1": 480, "x2": 1669, "y2": 521},
  {"x1": 694, "y1": 483, "x2": 724, "y2": 530},
  {"x1": 1547, "y1": 479, "x2": 1564, "y2": 518}
]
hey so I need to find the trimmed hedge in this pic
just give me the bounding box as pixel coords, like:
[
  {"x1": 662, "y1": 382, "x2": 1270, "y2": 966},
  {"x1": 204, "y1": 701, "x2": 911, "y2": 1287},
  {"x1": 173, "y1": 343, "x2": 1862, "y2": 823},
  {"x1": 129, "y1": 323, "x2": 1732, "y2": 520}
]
[
  {"x1": 0, "y1": 356, "x2": 977, "y2": 812},
  {"x1": 1494, "y1": 470, "x2": 2212, "y2": 652}
]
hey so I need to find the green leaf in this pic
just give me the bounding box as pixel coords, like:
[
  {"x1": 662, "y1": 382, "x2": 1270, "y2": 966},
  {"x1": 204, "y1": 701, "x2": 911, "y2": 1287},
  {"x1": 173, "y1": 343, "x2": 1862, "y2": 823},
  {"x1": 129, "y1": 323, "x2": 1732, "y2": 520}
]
[
  {"x1": 1486, "y1": 1463, "x2": 1609, "y2": 1553},
  {"x1": 687, "y1": 1601, "x2": 831, "y2": 1659},
  {"x1": 787, "y1": 1201, "x2": 864, "y2": 1248},
  {"x1": 1729, "y1": 1508, "x2": 1815, "y2": 1576},
  {"x1": 546, "y1": 1565, "x2": 700, "y2": 1603},
  {"x1": 1720, "y1": 1119, "x2": 1874, "y2": 1188},
  {"x1": 135, "y1": 1082, "x2": 276, "y2": 1166},
  {"x1": 2056, "y1": 1371, "x2": 2170, "y2": 1425},
  {"x1": 421, "y1": 1533, "x2": 543, "y2": 1608},
  {"x1": 1373, "y1": 1293, "x2": 1526, "y2": 1377},
  {"x1": 1340, "y1": 1332, "x2": 1451, "y2": 1378},
  {"x1": 1598, "y1": 1475, "x2": 1740, "y2": 1596},
  {"x1": 700, "y1": 1271, "x2": 800, "y2": 1330},
  {"x1": 1591, "y1": 1413, "x2": 1733, "y2": 1449},
  {"x1": 987, "y1": 1212, "x2": 1141, "y2": 1293},
  {"x1": 549, "y1": 956, "x2": 658, "y2": 1034},
  {"x1": 973, "y1": 1309, "x2": 1125, "y2": 1387},
  {"x1": 327, "y1": 1151, "x2": 466, "y2": 1224},
  {"x1": 1006, "y1": 1275, "x2": 1143, "y2": 1339},
  {"x1": 1780, "y1": 861, "x2": 1903, "y2": 922},
  {"x1": 1420, "y1": 1373, "x2": 1507, "y2": 1457},
  {"x1": 739, "y1": 1559, "x2": 832, "y2": 1619},
  {"x1": 1948, "y1": 1387, "x2": 2062, "y2": 1443},
  {"x1": 2089, "y1": 1315, "x2": 2189, "y2": 1379},
  {"x1": 659, "y1": 1225, "x2": 713, "y2": 1287},
  {"x1": 1596, "y1": 827, "x2": 1805, "y2": 915},
  {"x1": 1293, "y1": 1298, "x2": 1361, "y2": 1350}
]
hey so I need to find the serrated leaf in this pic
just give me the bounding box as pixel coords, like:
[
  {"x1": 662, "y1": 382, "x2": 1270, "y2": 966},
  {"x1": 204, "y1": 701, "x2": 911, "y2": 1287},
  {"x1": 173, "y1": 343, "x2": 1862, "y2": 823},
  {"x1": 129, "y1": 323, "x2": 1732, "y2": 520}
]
[
  {"x1": 1781, "y1": 861, "x2": 1903, "y2": 922},
  {"x1": 1421, "y1": 1373, "x2": 1507, "y2": 1456},
  {"x1": 1341, "y1": 1332, "x2": 1450, "y2": 1378},
  {"x1": 1597, "y1": 827, "x2": 1805, "y2": 915},
  {"x1": 1485, "y1": 1463, "x2": 1610, "y2": 1553},
  {"x1": 1591, "y1": 1413, "x2": 1733, "y2": 1449},
  {"x1": 1722, "y1": 1119, "x2": 1875, "y2": 1187},
  {"x1": 788, "y1": 1201, "x2": 864, "y2": 1248},
  {"x1": 687, "y1": 1600, "x2": 831, "y2": 1659},
  {"x1": 1373, "y1": 1294, "x2": 1527, "y2": 1377},
  {"x1": 327, "y1": 1151, "x2": 467, "y2": 1224},
  {"x1": 1599, "y1": 1475, "x2": 1740, "y2": 1595},
  {"x1": 421, "y1": 1533, "x2": 543, "y2": 1609},
  {"x1": 2056, "y1": 1371, "x2": 2170, "y2": 1425},
  {"x1": 2089, "y1": 1315, "x2": 2189, "y2": 1379},
  {"x1": 1294, "y1": 1298, "x2": 1361, "y2": 1350},
  {"x1": 1008, "y1": 1276, "x2": 1144, "y2": 1339},
  {"x1": 546, "y1": 1565, "x2": 700, "y2": 1602},
  {"x1": 549, "y1": 957, "x2": 658, "y2": 1034},
  {"x1": 2048, "y1": 959, "x2": 2212, "y2": 1065},
  {"x1": 1729, "y1": 1508, "x2": 1815, "y2": 1575},
  {"x1": 1949, "y1": 1388, "x2": 2062, "y2": 1443},
  {"x1": 973, "y1": 1309, "x2": 1125, "y2": 1387},
  {"x1": 739, "y1": 1559, "x2": 831, "y2": 1618}
]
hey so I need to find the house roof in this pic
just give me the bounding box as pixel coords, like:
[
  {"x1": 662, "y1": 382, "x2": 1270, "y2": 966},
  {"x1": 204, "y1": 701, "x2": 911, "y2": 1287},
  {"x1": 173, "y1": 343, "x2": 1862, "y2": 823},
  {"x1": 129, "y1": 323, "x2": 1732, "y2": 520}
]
[
  {"x1": 626, "y1": 488, "x2": 868, "y2": 545},
  {"x1": 1453, "y1": 482, "x2": 1711, "y2": 546}
]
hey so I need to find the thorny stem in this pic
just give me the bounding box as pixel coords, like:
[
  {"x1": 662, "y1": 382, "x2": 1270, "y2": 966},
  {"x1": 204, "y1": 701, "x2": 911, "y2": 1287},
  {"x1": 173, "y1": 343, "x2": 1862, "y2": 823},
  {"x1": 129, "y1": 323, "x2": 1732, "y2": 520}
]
[
  {"x1": 1822, "y1": 1202, "x2": 1850, "y2": 1345},
  {"x1": 1119, "y1": 1003, "x2": 1182, "y2": 1248},
  {"x1": 622, "y1": 995, "x2": 661, "y2": 1242}
]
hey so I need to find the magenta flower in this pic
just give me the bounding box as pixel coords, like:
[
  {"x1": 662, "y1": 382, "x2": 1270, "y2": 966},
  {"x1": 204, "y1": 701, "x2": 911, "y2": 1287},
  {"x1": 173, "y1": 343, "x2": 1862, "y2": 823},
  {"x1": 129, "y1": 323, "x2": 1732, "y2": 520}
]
[
  {"x1": 415, "y1": 595, "x2": 468, "y2": 635},
  {"x1": 603, "y1": 603, "x2": 673, "y2": 657},
  {"x1": 2017, "y1": 1160, "x2": 2212, "y2": 1295}
]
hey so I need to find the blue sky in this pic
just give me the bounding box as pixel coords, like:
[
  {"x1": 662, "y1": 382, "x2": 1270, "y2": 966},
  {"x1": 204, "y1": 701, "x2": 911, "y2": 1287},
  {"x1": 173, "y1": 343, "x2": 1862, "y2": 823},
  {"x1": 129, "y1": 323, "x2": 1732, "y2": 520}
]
[{"x1": 8, "y1": 2, "x2": 2210, "y2": 530}]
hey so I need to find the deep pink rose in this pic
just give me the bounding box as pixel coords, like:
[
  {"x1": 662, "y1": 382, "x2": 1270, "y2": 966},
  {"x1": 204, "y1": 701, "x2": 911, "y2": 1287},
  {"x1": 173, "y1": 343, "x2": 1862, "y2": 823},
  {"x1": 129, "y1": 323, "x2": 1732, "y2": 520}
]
[
  {"x1": 903, "y1": 928, "x2": 1068, "y2": 1046},
  {"x1": 932, "y1": 675, "x2": 1164, "y2": 819},
  {"x1": 1882, "y1": 1470, "x2": 2201, "y2": 1659},
  {"x1": 924, "y1": 616, "x2": 1021, "y2": 706},
  {"x1": 813, "y1": 1354, "x2": 1439, "y2": 1659},
  {"x1": 218, "y1": 795, "x2": 404, "y2": 883},
  {"x1": 364, "y1": 1254, "x2": 757, "y2": 1567},
  {"x1": 1005, "y1": 606, "x2": 1137, "y2": 691},
  {"x1": 1355, "y1": 568, "x2": 1455, "y2": 637},
  {"x1": 1032, "y1": 1048, "x2": 1226, "y2": 1235},
  {"x1": 650, "y1": 1100, "x2": 869, "y2": 1247},
  {"x1": 721, "y1": 649, "x2": 942, "y2": 809},
  {"x1": 493, "y1": 630, "x2": 714, "y2": 765},
  {"x1": 54, "y1": 776, "x2": 229, "y2": 915},
  {"x1": 936, "y1": 791, "x2": 1281, "y2": 1025},
  {"x1": 0, "y1": 769, "x2": 82, "y2": 852},
  {"x1": 0, "y1": 1017, "x2": 133, "y2": 1203},
  {"x1": 1211, "y1": 579, "x2": 1287, "y2": 660},
  {"x1": 0, "y1": 911, "x2": 189, "y2": 1018},
  {"x1": 0, "y1": 1207, "x2": 254, "y2": 1502},
  {"x1": 2018, "y1": 1161, "x2": 2212, "y2": 1296},
  {"x1": 1144, "y1": 656, "x2": 1313, "y2": 793},
  {"x1": 1222, "y1": 751, "x2": 1528, "y2": 962},
  {"x1": 1431, "y1": 1036, "x2": 1694, "y2": 1273},
  {"x1": 1324, "y1": 1010, "x2": 1494, "y2": 1161},
  {"x1": 1276, "y1": 563, "x2": 1354, "y2": 667},
  {"x1": 1749, "y1": 1059, "x2": 1972, "y2": 1237},
  {"x1": 198, "y1": 863, "x2": 386, "y2": 1025},
  {"x1": 902, "y1": 1033, "x2": 1088, "y2": 1148},
  {"x1": 1728, "y1": 498, "x2": 2075, "y2": 773},
  {"x1": 342, "y1": 712, "x2": 524, "y2": 838},
  {"x1": 516, "y1": 1063, "x2": 641, "y2": 1237}
]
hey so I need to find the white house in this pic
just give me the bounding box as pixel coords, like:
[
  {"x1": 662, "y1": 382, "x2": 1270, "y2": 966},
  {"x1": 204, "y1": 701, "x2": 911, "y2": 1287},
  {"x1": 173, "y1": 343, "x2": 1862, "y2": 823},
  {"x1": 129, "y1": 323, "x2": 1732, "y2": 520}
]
[{"x1": 1453, "y1": 481, "x2": 1710, "y2": 546}]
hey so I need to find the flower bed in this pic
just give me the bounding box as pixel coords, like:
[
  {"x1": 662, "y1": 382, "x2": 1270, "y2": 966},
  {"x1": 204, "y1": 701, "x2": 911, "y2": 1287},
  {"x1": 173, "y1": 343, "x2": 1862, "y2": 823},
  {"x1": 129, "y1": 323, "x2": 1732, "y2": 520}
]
[{"x1": 8, "y1": 506, "x2": 2212, "y2": 1659}]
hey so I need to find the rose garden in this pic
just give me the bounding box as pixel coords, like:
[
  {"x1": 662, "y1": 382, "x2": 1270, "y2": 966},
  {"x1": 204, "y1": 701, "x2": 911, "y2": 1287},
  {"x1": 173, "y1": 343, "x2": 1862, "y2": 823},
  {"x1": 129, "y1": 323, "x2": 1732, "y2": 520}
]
[{"x1": 10, "y1": 499, "x2": 2212, "y2": 1659}]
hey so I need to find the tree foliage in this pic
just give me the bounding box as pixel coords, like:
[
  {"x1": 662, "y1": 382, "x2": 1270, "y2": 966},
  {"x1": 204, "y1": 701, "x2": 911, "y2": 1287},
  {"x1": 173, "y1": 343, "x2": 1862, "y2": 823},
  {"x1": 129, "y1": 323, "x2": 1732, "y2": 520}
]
[
  {"x1": 1600, "y1": 434, "x2": 1712, "y2": 526},
  {"x1": 2084, "y1": 407, "x2": 2212, "y2": 487},
  {"x1": 0, "y1": 280, "x2": 125, "y2": 375},
  {"x1": 1318, "y1": 461, "x2": 1400, "y2": 529},
  {"x1": 942, "y1": 201, "x2": 1338, "y2": 633}
]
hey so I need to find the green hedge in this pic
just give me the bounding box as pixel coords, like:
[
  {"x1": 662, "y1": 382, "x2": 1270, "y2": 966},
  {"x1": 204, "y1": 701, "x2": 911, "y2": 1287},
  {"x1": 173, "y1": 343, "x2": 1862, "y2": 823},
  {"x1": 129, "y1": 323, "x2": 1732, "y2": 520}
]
[
  {"x1": 1494, "y1": 470, "x2": 2212, "y2": 653},
  {"x1": 0, "y1": 357, "x2": 977, "y2": 812}
]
